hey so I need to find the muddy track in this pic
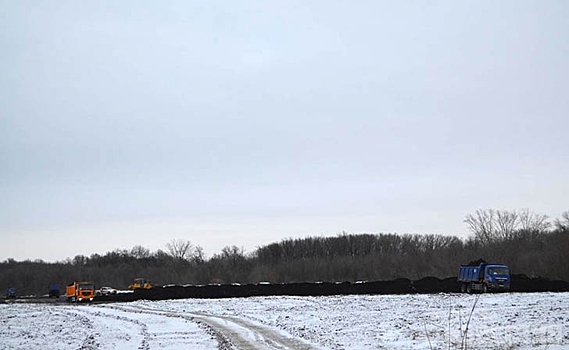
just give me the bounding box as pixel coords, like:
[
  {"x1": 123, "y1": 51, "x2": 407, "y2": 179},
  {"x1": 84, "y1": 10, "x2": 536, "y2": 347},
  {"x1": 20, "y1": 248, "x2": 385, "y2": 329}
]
[{"x1": 107, "y1": 304, "x2": 319, "y2": 350}]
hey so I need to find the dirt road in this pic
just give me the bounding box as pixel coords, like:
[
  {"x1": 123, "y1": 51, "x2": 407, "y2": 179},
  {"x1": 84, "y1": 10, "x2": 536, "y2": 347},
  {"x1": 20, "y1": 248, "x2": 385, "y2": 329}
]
[{"x1": 107, "y1": 304, "x2": 319, "y2": 350}]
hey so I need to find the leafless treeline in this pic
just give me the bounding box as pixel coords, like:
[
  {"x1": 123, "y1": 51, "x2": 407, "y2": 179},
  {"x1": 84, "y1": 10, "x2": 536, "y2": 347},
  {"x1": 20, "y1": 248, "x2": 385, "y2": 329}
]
[
  {"x1": 1, "y1": 210, "x2": 568, "y2": 295},
  {"x1": 464, "y1": 208, "x2": 552, "y2": 243}
]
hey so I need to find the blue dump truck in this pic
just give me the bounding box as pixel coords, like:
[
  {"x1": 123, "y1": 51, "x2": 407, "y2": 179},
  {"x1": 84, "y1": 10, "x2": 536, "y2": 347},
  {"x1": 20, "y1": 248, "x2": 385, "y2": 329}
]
[
  {"x1": 49, "y1": 284, "x2": 60, "y2": 298},
  {"x1": 458, "y1": 262, "x2": 510, "y2": 293},
  {"x1": 6, "y1": 287, "x2": 17, "y2": 299}
]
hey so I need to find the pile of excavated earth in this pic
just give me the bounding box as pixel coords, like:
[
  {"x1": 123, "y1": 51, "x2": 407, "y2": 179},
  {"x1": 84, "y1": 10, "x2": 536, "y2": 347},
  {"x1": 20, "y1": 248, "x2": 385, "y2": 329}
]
[{"x1": 96, "y1": 274, "x2": 569, "y2": 303}]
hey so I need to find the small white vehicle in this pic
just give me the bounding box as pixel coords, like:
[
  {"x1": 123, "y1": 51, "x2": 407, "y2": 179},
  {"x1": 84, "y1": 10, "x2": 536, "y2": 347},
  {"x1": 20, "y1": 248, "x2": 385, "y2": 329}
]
[{"x1": 97, "y1": 286, "x2": 117, "y2": 296}]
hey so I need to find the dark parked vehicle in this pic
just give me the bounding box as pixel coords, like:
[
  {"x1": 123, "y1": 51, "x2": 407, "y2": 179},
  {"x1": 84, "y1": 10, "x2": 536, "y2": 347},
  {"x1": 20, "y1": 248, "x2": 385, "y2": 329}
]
[
  {"x1": 6, "y1": 287, "x2": 17, "y2": 298},
  {"x1": 49, "y1": 284, "x2": 60, "y2": 298}
]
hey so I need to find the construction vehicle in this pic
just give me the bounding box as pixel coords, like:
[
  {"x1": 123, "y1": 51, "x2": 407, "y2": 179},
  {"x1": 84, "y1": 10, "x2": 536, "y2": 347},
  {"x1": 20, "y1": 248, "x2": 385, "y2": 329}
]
[
  {"x1": 458, "y1": 262, "x2": 510, "y2": 293},
  {"x1": 128, "y1": 278, "x2": 153, "y2": 290},
  {"x1": 65, "y1": 282, "x2": 95, "y2": 302},
  {"x1": 6, "y1": 287, "x2": 17, "y2": 299},
  {"x1": 49, "y1": 284, "x2": 60, "y2": 298},
  {"x1": 97, "y1": 286, "x2": 117, "y2": 296}
]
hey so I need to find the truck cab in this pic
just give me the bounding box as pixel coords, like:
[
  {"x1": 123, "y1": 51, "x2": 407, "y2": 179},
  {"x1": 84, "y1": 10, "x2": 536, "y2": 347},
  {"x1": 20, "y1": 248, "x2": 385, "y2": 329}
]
[
  {"x1": 66, "y1": 282, "x2": 95, "y2": 302},
  {"x1": 484, "y1": 265, "x2": 510, "y2": 290},
  {"x1": 458, "y1": 263, "x2": 510, "y2": 293}
]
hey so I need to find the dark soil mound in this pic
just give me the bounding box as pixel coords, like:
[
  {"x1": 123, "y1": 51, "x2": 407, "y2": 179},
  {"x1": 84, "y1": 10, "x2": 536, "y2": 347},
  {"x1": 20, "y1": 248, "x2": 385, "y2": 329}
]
[
  {"x1": 412, "y1": 277, "x2": 461, "y2": 293},
  {"x1": 465, "y1": 258, "x2": 487, "y2": 266},
  {"x1": 413, "y1": 276, "x2": 442, "y2": 293},
  {"x1": 96, "y1": 275, "x2": 568, "y2": 303},
  {"x1": 510, "y1": 274, "x2": 569, "y2": 292}
]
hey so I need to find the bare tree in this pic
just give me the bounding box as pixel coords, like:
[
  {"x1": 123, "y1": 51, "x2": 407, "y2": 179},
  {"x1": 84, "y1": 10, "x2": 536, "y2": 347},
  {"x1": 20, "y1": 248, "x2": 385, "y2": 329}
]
[
  {"x1": 554, "y1": 211, "x2": 569, "y2": 231},
  {"x1": 72, "y1": 255, "x2": 88, "y2": 266},
  {"x1": 130, "y1": 245, "x2": 151, "y2": 259},
  {"x1": 192, "y1": 246, "x2": 206, "y2": 264},
  {"x1": 166, "y1": 239, "x2": 194, "y2": 260},
  {"x1": 495, "y1": 209, "x2": 519, "y2": 240},
  {"x1": 464, "y1": 209, "x2": 496, "y2": 243},
  {"x1": 220, "y1": 246, "x2": 246, "y2": 265},
  {"x1": 518, "y1": 208, "x2": 551, "y2": 232}
]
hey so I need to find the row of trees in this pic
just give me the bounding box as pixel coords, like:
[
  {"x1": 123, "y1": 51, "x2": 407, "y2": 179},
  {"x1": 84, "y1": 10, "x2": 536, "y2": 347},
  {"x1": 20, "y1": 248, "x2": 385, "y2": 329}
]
[
  {"x1": 464, "y1": 208, "x2": 553, "y2": 243},
  {"x1": 1, "y1": 210, "x2": 568, "y2": 295}
]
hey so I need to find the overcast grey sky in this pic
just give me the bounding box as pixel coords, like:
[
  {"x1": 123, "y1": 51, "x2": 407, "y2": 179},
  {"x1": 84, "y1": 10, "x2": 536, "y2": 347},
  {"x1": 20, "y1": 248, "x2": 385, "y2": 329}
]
[{"x1": 1, "y1": 1, "x2": 568, "y2": 262}]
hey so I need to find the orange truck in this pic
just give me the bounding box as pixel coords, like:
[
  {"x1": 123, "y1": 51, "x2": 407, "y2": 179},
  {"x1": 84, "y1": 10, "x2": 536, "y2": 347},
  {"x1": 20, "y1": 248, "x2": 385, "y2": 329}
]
[{"x1": 66, "y1": 282, "x2": 96, "y2": 302}]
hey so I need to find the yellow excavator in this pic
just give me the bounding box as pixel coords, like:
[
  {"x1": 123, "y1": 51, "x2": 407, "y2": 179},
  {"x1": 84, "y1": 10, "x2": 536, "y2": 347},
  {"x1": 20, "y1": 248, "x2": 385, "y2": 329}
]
[{"x1": 128, "y1": 278, "x2": 153, "y2": 290}]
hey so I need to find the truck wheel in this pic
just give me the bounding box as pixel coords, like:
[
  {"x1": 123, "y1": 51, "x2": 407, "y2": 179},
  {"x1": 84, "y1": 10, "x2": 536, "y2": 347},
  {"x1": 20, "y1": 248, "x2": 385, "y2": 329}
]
[
  {"x1": 460, "y1": 283, "x2": 466, "y2": 293},
  {"x1": 482, "y1": 284, "x2": 488, "y2": 293},
  {"x1": 466, "y1": 283, "x2": 472, "y2": 294}
]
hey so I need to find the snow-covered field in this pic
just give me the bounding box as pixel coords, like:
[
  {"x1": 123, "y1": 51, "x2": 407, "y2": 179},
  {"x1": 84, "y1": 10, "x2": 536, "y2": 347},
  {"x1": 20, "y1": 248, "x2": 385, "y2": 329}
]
[{"x1": 1, "y1": 292, "x2": 568, "y2": 349}]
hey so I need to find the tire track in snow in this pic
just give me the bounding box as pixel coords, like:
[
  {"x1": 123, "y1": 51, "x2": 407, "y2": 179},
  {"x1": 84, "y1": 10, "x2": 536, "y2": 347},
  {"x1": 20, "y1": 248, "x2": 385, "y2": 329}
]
[
  {"x1": 191, "y1": 311, "x2": 318, "y2": 350},
  {"x1": 62, "y1": 307, "x2": 150, "y2": 349},
  {"x1": 98, "y1": 304, "x2": 224, "y2": 349},
  {"x1": 108, "y1": 304, "x2": 320, "y2": 350},
  {"x1": 55, "y1": 309, "x2": 103, "y2": 350}
]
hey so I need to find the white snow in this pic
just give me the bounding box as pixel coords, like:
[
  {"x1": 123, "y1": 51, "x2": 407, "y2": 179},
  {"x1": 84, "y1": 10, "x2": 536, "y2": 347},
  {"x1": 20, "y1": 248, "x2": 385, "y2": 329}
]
[
  {"x1": 0, "y1": 302, "x2": 216, "y2": 350},
  {"x1": 1, "y1": 292, "x2": 568, "y2": 349}
]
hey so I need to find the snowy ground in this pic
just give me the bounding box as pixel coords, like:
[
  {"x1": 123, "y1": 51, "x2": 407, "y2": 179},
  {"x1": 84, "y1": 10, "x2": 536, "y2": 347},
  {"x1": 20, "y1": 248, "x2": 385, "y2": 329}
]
[{"x1": 1, "y1": 292, "x2": 568, "y2": 349}]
